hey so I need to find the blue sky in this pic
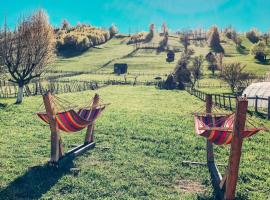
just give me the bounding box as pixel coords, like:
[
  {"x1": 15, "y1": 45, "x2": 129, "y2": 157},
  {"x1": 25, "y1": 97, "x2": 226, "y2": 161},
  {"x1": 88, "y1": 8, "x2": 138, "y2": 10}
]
[{"x1": 0, "y1": 0, "x2": 269, "y2": 33}]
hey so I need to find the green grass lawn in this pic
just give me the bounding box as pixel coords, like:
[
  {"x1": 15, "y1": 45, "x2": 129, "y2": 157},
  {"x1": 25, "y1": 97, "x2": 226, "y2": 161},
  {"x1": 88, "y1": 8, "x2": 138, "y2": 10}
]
[{"x1": 0, "y1": 86, "x2": 269, "y2": 199}]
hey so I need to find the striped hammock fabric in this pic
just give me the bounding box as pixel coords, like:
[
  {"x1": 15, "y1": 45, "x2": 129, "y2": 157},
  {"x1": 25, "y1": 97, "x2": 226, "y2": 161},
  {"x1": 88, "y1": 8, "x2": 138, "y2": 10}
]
[
  {"x1": 194, "y1": 113, "x2": 262, "y2": 145},
  {"x1": 37, "y1": 106, "x2": 105, "y2": 133}
]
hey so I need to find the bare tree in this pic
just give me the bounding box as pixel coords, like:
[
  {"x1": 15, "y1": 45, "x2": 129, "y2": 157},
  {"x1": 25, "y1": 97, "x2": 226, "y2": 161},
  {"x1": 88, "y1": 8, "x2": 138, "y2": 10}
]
[
  {"x1": 220, "y1": 63, "x2": 254, "y2": 93},
  {"x1": 0, "y1": 10, "x2": 55, "y2": 104},
  {"x1": 189, "y1": 55, "x2": 204, "y2": 88}
]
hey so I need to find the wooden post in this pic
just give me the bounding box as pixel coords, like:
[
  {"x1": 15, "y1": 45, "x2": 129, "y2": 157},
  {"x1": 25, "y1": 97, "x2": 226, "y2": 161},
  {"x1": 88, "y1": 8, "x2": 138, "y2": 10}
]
[
  {"x1": 229, "y1": 96, "x2": 232, "y2": 111},
  {"x1": 268, "y1": 97, "x2": 270, "y2": 120},
  {"x1": 225, "y1": 98, "x2": 248, "y2": 200},
  {"x1": 255, "y1": 95, "x2": 258, "y2": 113},
  {"x1": 223, "y1": 94, "x2": 226, "y2": 108},
  {"x1": 84, "y1": 94, "x2": 100, "y2": 144},
  {"x1": 206, "y1": 94, "x2": 214, "y2": 163},
  {"x1": 43, "y1": 92, "x2": 63, "y2": 163}
]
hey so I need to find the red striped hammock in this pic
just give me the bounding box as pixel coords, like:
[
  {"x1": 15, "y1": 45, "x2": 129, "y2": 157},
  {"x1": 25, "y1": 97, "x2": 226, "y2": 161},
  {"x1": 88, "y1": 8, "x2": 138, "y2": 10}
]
[
  {"x1": 194, "y1": 113, "x2": 263, "y2": 145},
  {"x1": 37, "y1": 106, "x2": 105, "y2": 133}
]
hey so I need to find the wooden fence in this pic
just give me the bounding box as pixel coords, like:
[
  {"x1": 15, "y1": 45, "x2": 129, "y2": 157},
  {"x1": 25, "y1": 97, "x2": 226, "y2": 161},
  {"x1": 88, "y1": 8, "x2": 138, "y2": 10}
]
[
  {"x1": 196, "y1": 82, "x2": 229, "y2": 88},
  {"x1": 186, "y1": 87, "x2": 270, "y2": 119},
  {"x1": 0, "y1": 79, "x2": 158, "y2": 98},
  {"x1": 0, "y1": 81, "x2": 99, "y2": 98}
]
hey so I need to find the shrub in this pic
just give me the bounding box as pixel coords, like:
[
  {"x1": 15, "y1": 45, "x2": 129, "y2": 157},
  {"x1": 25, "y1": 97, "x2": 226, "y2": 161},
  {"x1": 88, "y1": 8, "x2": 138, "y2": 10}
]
[
  {"x1": 173, "y1": 53, "x2": 191, "y2": 88},
  {"x1": 250, "y1": 41, "x2": 268, "y2": 62},
  {"x1": 246, "y1": 29, "x2": 260, "y2": 43},
  {"x1": 205, "y1": 52, "x2": 218, "y2": 75},
  {"x1": 127, "y1": 32, "x2": 146, "y2": 44}
]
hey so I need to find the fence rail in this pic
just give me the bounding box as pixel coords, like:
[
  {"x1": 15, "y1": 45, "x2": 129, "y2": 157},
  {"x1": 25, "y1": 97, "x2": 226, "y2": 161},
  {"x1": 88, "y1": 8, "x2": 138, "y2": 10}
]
[
  {"x1": 0, "y1": 79, "x2": 158, "y2": 98},
  {"x1": 186, "y1": 87, "x2": 270, "y2": 119}
]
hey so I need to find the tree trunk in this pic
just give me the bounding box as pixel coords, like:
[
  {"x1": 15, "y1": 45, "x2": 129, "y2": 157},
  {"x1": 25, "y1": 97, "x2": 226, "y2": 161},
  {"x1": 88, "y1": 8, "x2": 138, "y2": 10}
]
[{"x1": 16, "y1": 83, "x2": 24, "y2": 104}]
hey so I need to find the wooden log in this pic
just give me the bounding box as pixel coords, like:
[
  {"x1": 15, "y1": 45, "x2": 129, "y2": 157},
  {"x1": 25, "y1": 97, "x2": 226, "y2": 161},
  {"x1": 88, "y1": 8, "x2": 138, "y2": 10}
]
[
  {"x1": 206, "y1": 94, "x2": 214, "y2": 163},
  {"x1": 224, "y1": 98, "x2": 248, "y2": 200},
  {"x1": 84, "y1": 94, "x2": 100, "y2": 144},
  {"x1": 182, "y1": 160, "x2": 226, "y2": 166},
  {"x1": 43, "y1": 92, "x2": 63, "y2": 163}
]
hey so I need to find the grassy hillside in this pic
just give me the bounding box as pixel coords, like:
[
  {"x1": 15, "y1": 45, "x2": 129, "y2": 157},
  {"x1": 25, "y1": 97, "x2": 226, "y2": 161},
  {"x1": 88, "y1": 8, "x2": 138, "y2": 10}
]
[
  {"x1": 0, "y1": 86, "x2": 269, "y2": 199},
  {"x1": 1, "y1": 32, "x2": 270, "y2": 199},
  {"x1": 54, "y1": 35, "x2": 270, "y2": 86}
]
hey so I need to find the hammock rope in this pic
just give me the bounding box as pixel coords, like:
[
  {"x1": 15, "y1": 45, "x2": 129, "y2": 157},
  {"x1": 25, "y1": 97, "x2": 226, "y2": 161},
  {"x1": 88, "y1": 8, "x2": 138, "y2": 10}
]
[
  {"x1": 37, "y1": 93, "x2": 107, "y2": 133},
  {"x1": 194, "y1": 113, "x2": 266, "y2": 145}
]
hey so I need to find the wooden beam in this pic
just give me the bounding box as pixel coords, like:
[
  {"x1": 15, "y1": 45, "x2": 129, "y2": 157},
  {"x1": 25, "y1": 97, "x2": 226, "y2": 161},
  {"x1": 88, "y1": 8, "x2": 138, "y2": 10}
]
[
  {"x1": 59, "y1": 142, "x2": 96, "y2": 163},
  {"x1": 206, "y1": 94, "x2": 214, "y2": 163},
  {"x1": 199, "y1": 127, "x2": 233, "y2": 131},
  {"x1": 182, "y1": 160, "x2": 226, "y2": 166},
  {"x1": 85, "y1": 124, "x2": 95, "y2": 144},
  {"x1": 208, "y1": 162, "x2": 223, "y2": 199},
  {"x1": 224, "y1": 98, "x2": 248, "y2": 200},
  {"x1": 43, "y1": 91, "x2": 61, "y2": 163},
  {"x1": 84, "y1": 94, "x2": 99, "y2": 144}
]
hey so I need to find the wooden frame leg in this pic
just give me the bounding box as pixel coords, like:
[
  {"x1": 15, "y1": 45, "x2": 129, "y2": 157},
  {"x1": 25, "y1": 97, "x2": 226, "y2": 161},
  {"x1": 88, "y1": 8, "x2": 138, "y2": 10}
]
[
  {"x1": 59, "y1": 137, "x2": 65, "y2": 158},
  {"x1": 50, "y1": 129, "x2": 60, "y2": 162},
  {"x1": 43, "y1": 92, "x2": 62, "y2": 163},
  {"x1": 224, "y1": 98, "x2": 248, "y2": 200},
  {"x1": 84, "y1": 123, "x2": 95, "y2": 144}
]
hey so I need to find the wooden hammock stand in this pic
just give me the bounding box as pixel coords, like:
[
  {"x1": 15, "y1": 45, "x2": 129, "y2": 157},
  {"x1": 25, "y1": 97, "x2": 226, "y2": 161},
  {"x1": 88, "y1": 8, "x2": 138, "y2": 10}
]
[
  {"x1": 205, "y1": 94, "x2": 248, "y2": 200},
  {"x1": 43, "y1": 92, "x2": 99, "y2": 166}
]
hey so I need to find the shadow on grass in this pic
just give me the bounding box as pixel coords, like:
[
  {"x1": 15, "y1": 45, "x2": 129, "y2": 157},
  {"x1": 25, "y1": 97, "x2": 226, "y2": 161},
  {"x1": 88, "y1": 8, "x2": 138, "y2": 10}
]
[
  {"x1": 0, "y1": 103, "x2": 7, "y2": 108},
  {"x1": 236, "y1": 46, "x2": 248, "y2": 55},
  {"x1": 0, "y1": 160, "x2": 74, "y2": 199},
  {"x1": 57, "y1": 49, "x2": 88, "y2": 58},
  {"x1": 254, "y1": 59, "x2": 270, "y2": 65}
]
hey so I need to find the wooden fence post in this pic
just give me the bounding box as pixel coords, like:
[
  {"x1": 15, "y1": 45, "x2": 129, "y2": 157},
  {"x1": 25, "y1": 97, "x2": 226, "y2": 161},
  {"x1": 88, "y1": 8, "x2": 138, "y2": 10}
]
[
  {"x1": 229, "y1": 96, "x2": 232, "y2": 111},
  {"x1": 268, "y1": 97, "x2": 270, "y2": 120},
  {"x1": 206, "y1": 94, "x2": 214, "y2": 163},
  {"x1": 223, "y1": 94, "x2": 226, "y2": 108},
  {"x1": 225, "y1": 98, "x2": 248, "y2": 200},
  {"x1": 43, "y1": 92, "x2": 63, "y2": 163},
  {"x1": 255, "y1": 95, "x2": 258, "y2": 113}
]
